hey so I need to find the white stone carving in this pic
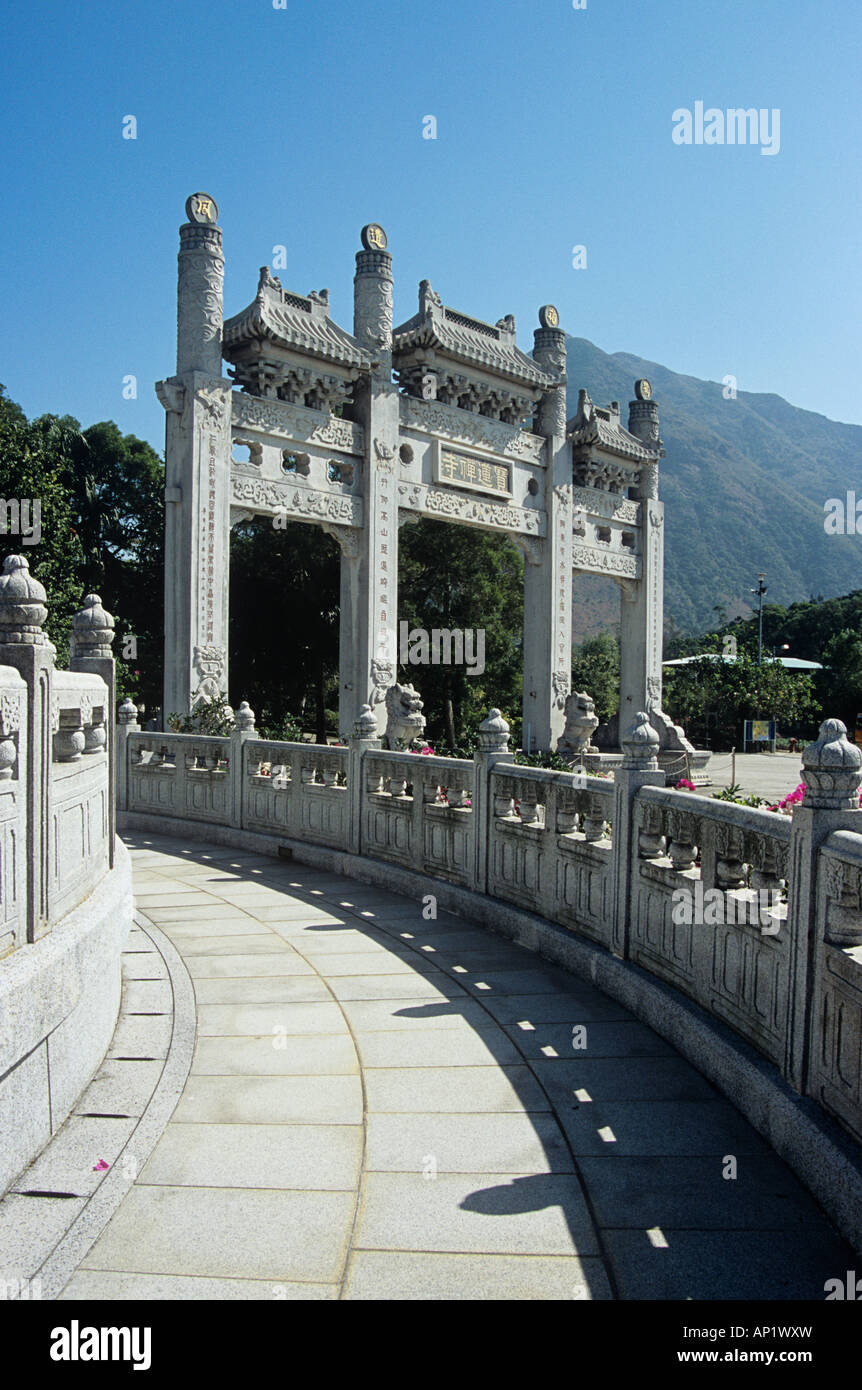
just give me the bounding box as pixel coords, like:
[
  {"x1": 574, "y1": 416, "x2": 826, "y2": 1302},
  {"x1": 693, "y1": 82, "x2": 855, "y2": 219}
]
[
  {"x1": 0, "y1": 690, "x2": 22, "y2": 735},
  {"x1": 400, "y1": 396, "x2": 544, "y2": 463},
  {"x1": 370, "y1": 659, "x2": 395, "y2": 703},
  {"x1": 321, "y1": 523, "x2": 360, "y2": 557},
  {"x1": 384, "y1": 683, "x2": 426, "y2": 750},
  {"x1": 231, "y1": 476, "x2": 362, "y2": 525},
  {"x1": 232, "y1": 394, "x2": 363, "y2": 455},
  {"x1": 195, "y1": 384, "x2": 228, "y2": 430},
  {"x1": 572, "y1": 487, "x2": 639, "y2": 524},
  {"x1": 551, "y1": 671, "x2": 570, "y2": 709},
  {"x1": 397, "y1": 482, "x2": 542, "y2": 536},
  {"x1": 373, "y1": 438, "x2": 396, "y2": 473},
  {"x1": 192, "y1": 644, "x2": 226, "y2": 705},
  {"x1": 557, "y1": 691, "x2": 600, "y2": 757},
  {"x1": 571, "y1": 543, "x2": 640, "y2": 578}
]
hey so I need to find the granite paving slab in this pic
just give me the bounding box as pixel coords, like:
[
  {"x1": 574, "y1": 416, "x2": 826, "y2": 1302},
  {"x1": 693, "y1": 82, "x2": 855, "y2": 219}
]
[{"x1": 9, "y1": 832, "x2": 851, "y2": 1305}]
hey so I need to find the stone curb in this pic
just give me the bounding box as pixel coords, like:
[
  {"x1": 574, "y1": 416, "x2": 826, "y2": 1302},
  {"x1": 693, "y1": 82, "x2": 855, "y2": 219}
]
[
  {"x1": 33, "y1": 911, "x2": 196, "y2": 1301},
  {"x1": 120, "y1": 812, "x2": 862, "y2": 1259}
]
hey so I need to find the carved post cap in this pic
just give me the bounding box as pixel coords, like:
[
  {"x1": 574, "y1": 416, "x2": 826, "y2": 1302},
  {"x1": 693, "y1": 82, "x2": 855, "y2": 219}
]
[
  {"x1": 478, "y1": 708, "x2": 511, "y2": 754},
  {"x1": 622, "y1": 710, "x2": 660, "y2": 769},
  {"x1": 235, "y1": 700, "x2": 255, "y2": 732},
  {"x1": 0, "y1": 554, "x2": 49, "y2": 644},
  {"x1": 72, "y1": 593, "x2": 115, "y2": 658},
  {"x1": 353, "y1": 703, "x2": 379, "y2": 740},
  {"x1": 801, "y1": 719, "x2": 862, "y2": 810},
  {"x1": 117, "y1": 697, "x2": 140, "y2": 727}
]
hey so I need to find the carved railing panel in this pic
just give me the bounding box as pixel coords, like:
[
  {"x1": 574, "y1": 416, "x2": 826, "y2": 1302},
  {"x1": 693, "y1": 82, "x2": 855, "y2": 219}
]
[
  {"x1": 242, "y1": 740, "x2": 349, "y2": 848},
  {"x1": 51, "y1": 673, "x2": 110, "y2": 922},
  {"x1": 631, "y1": 788, "x2": 792, "y2": 1064},
  {"x1": 488, "y1": 766, "x2": 613, "y2": 934},
  {"x1": 127, "y1": 732, "x2": 231, "y2": 824},
  {"x1": 361, "y1": 750, "x2": 473, "y2": 883},
  {"x1": 809, "y1": 833, "x2": 862, "y2": 1142},
  {"x1": 0, "y1": 667, "x2": 25, "y2": 959}
]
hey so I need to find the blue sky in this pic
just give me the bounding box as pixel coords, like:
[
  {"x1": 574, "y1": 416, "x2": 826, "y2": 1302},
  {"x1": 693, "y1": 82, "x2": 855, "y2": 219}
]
[{"x1": 1, "y1": 0, "x2": 859, "y2": 450}]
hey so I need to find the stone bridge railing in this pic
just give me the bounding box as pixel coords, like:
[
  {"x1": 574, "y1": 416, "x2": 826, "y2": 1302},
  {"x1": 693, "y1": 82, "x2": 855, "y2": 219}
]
[
  {"x1": 116, "y1": 700, "x2": 862, "y2": 1154},
  {"x1": 0, "y1": 557, "x2": 132, "y2": 1196}
]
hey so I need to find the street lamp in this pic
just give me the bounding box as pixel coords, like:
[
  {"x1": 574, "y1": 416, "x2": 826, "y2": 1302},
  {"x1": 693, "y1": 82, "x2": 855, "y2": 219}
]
[{"x1": 751, "y1": 573, "x2": 767, "y2": 665}]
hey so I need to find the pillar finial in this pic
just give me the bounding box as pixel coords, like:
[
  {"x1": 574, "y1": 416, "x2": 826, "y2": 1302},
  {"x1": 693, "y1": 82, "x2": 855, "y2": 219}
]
[
  {"x1": 72, "y1": 593, "x2": 115, "y2": 659},
  {"x1": 533, "y1": 308, "x2": 567, "y2": 438},
  {"x1": 621, "y1": 710, "x2": 660, "y2": 770},
  {"x1": 802, "y1": 719, "x2": 862, "y2": 810},
  {"x1": 478, "y1": 708, "x2": 511, "y2": 754},
  {"x1": 177, "y1": 191, "x2": 224, "y2": 377},
  {"x1": 354, "y1": 224, "x2": 393, "y2": 356},
  {"x1": 0, "y1": 554, "x2": 49, "y2": 646}
]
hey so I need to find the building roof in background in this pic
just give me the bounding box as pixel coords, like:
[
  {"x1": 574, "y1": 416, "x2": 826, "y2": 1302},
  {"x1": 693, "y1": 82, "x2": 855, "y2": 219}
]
[{"x1": 663, "y1": 653, "x2": 823, "y2": 670}]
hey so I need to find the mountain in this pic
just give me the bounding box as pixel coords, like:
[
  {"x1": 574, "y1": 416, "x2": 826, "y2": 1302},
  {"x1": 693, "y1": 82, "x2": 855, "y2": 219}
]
[{"x1": 564, "y1": 338, "x2": 861, "y2": 639}]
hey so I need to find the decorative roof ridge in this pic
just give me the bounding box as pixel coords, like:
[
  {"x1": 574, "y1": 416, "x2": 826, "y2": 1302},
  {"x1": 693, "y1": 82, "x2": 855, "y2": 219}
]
[
  {"x1": 392, "y1": 280, "x2": 555, "y2": 389},
  {"x1": 223, "y1": 267, "x2": 373, "y2": 369},
  {"x1": 567, "y1": 387, "x2": 660, "y2": 462}
]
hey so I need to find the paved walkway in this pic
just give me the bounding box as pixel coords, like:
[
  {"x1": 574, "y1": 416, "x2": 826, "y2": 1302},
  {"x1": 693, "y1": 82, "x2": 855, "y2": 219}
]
[
  {"x1": 703, "y1": 750, "x2": 806, "y2": 802},
  {"x1": 50, "y1": 834, "x2": 854, "y2": 1299}
]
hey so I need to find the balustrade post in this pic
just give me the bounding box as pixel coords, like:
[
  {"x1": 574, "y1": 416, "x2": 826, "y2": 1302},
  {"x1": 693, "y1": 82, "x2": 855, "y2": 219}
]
[
  {"x1": 472, "y1": 709, "x2": 513, "y2": 893},
  {"x1": 230, "y1": 701, "x2": 256, "y2": 828},
  {"x1": 0, "y1": 556, "x2": 55, "y2": 940},
  {"x1": 115, "y1": 698, "x2": 140, "y2": 818},
  {"x1": 349, "y1": 704, "x2": 381, "y2": 856},
  {"x1": 71, "y1": 594, "x2": 116, "y2": 864},
  {"x1": 611, "y1": 711, "x2": 664, "y2": 959},
  {"x1": 784, "y1": 719, "x2": 862, "y2": 1092}
]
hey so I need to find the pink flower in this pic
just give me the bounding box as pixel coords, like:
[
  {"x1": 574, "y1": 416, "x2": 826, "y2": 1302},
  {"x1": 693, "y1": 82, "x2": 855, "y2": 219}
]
[
  {"x1": 778, "y1": 782, "x2": 806, "y2": 810},
  {"x1": 93, "y1": 1159, "x2": 109, "y2": 1172},
  {"x1": 675, "y1": 778, "x2": 697, "y2": 791}
]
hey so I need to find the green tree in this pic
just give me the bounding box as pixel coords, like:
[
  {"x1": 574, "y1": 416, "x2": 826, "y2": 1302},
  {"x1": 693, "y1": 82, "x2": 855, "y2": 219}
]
[
  {"x1": 229, "y1": 519, "x2": 340, "y2": 743},
  {"x1": 0, "y1": 390, "x2": 165, "y2": 703},
  {"x1": 818, "y1": 629, "x2": 862, "y2": 731},
  {"x1": 61, "y1": 420, "x2": 165, "y2": 709},
  {"x1": 570, "y1": 632, "x2": 619, "y2": 724},
  {"x1": 663, "y1": 650, "x2": 820, "y2": 750},
  {"x1": 0, "y1": 386, "x2": 84, "y2": 656},
  {"x1": 398, "y1": 519, "x2": 523, "y2": 751}
]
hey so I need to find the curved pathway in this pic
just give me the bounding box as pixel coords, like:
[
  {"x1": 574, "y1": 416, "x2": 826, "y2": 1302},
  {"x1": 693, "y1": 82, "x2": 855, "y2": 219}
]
[{"x1": 55, "y1": 833, "x2": 853, "y2": 1300}]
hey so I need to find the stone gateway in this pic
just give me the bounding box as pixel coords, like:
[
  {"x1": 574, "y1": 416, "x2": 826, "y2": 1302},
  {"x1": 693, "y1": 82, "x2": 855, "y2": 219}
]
[{"x1": 159, "y1": 193, "x2": 691, "y2": 759}]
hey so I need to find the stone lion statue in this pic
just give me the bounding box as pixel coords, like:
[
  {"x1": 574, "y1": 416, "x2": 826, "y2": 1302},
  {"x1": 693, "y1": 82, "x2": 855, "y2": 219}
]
[
  {"x1": 384, "y1": 683, "x2": 426, "y2": 750},
  {"x1": 557, "y1": 691, "x2": 600, "y2": 761}
]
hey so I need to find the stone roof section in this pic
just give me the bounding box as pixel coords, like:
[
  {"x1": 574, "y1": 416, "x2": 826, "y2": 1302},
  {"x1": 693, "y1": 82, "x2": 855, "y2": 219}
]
[
  {"x1": 567, "y1": 389, "x2": 660, "y2": 463},
  {"x1": 222, "y1": 267, "x2": 374, "y2": 370},
  {"x1": 392, "y1": 281, "x2": 558, "y2": 390}
]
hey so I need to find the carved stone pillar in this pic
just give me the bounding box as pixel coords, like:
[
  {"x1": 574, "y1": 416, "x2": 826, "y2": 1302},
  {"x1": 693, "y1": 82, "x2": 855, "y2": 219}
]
[
  {"x1": 619, "y1": 383, "x2": 664, "y2": 731},
  {"x1": 347, "y1": 224, "x2": 399, "y2": 740},
  {"x1": 159, "y1": 193, "x2": 233, "y2": 723},
  {"x1": 522, "y1": 308, "x2": 570, "y2": 753}
]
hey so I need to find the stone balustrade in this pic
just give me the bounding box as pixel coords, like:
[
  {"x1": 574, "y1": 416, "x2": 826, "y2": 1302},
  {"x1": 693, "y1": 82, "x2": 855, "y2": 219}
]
[
  {"x1": 116, "y1": 700, "x2": 862, "y2": 1150},
  {"x1": 0, "y1": 558, "x2": 132, "y2": 1197}
]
